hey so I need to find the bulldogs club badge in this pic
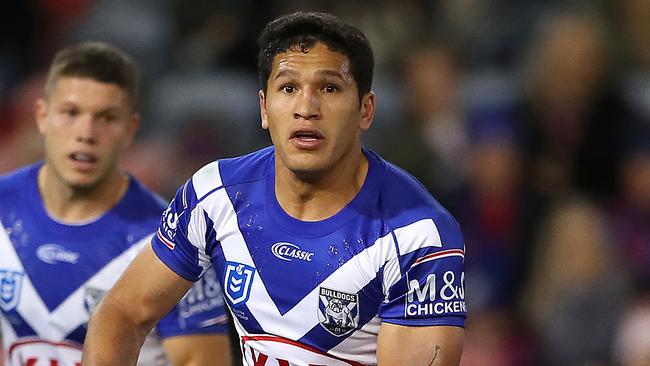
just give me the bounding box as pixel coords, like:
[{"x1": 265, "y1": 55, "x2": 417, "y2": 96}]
[
  {"x1": 0, "y1": 269, "x2": 24, "y2": 312},
  {"x1": 318, "y1": 287, "x2": 359, "y2": 336}
]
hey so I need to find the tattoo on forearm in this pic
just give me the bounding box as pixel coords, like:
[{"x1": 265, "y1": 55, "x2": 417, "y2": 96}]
[{"x1": 426, "y1": 345, "x2": 440, "y2": 366}]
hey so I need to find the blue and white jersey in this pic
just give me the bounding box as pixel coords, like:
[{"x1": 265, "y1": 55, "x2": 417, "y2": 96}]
[
  {"x1": 0, "y1": 163, "x2": 228, "y2": 366},
  {"x1": 153, "y1": 147, "x2": 466, "y2": 366}
]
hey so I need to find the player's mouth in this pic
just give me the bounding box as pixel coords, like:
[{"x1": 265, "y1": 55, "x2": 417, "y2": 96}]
[
  {"x1": 69, "y1": 151, "x2": 98, "y2": 172},
  {"x1": 289, "y1": 128, "x2": 324, "y2": 150}
]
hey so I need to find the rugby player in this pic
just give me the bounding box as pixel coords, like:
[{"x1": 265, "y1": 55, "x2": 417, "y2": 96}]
[
  {"x1": 83, "y1": 12, "x2": 465, "y2": 365},
  {"x1": 0, "y1": 42, "x2": 231, "y2": 365}
]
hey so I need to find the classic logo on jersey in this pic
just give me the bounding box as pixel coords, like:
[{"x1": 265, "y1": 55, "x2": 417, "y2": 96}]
[
  {"x1": 271, "y1": 242, "x2": 314, "y2": 262},
  {"x1": 225, "y1": 262, "x2": 255, "y2": 305},
  {"x1": 0, "y1": 269, "x2": 24, "y2": 311},
  {"x1": 317, "y1": 287, "x2": 359, "y2": 336},
  {"x1": 36, "y1": 244, "x2": 80, "y2": 264},
  {"x1": 83, "y1": 287, "x2": 106, "y2": 316}
]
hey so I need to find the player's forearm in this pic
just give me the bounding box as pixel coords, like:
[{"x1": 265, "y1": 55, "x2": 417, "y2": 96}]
[
  {"x1": 376, "y1": 324, "x2": 464, "y2": 366},
  {"x1": 81, "y1": 294, "x2": 155, "y2": 365},
  {"x1": 377, "y1": 344, "x2": 461, "y2": 366}
]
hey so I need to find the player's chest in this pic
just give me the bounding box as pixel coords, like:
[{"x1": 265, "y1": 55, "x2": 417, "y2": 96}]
[
  {"x1": 210, "y1": 219, "x2": 391, "y2": 339},
  {"x1": 0, "y1": 217, "x2": 141, "y2": 313}
]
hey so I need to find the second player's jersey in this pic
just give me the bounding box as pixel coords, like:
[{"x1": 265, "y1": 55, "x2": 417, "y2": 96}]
[
  {"x1": 153, "y1": 147, "x2": 466, "y2": 365},
  {"x1": 0, "y1": 163, "x2": 228, "y2": 366}
]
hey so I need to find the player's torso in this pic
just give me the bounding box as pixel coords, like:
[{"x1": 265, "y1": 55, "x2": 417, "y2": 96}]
[
  {"x1": 201, "y1": 175, "x2": 392, "y2": 366},
  {"x1": 0, "y1": 166, "x2": 166, "y2": 366}
]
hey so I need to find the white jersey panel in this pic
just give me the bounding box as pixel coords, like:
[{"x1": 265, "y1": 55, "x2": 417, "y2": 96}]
[{"x1": 192, "y1": 161, "x2": 223, "y2": 200}]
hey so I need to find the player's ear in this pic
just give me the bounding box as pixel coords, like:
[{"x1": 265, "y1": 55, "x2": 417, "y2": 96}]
[
  {"x1": 34, "y1": 98, "x2": 48, "y2": 135},
  {"x1": 359, "y1": 91, "x2": 375, "y2": 131},
  {"x1": 259, "y1": 90, "x2": 269, "y2": 130}
]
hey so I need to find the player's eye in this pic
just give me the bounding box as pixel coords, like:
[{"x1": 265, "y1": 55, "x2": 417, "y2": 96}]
[
  {"x1": 280, "y1": 85, "x2": 296, "y2": 94},
  {"x1": 322, "y1": 84, "x2": 339, "y2": 93},
  {"x1": 61, "y1": 108, "x2": 79, "y2": 118},
  {"x1": 103, "y1": 114, "x2": 118, "y2": 123}
]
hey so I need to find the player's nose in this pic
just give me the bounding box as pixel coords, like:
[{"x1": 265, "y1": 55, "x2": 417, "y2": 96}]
[
  {"x1": 75, "y1": 115, "x2": 98, "y2": 144},
  {"x1": 293, "y1": 88, "x2": 321, "y2": 121}
]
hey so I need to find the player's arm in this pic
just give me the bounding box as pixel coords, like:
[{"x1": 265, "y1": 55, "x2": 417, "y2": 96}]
[
  {"x1": 162, "y1": 334, "x2": 231, "y2": 366},
  {"x1": 377, "y1": 323, "x2": 464, "y2": 366},
  {"x1": 378, "y1": 209, "x2": 466, "y2": 366},
  {"x1": 82, "y1": 244, "x2": 192, "y2": 365},
  {"x1": 159, "y1": 265, "x2": 232, "y2": 366}
]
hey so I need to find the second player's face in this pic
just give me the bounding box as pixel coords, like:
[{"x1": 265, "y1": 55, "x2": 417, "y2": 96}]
[
  {"x1": 36, "y1": 77, "x2": 139, "y2": 190},
  {"x1": 260, "y1": 42, "x2": 374, "y2": 179}
]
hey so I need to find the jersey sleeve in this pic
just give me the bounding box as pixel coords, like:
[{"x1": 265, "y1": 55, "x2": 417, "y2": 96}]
[
  {"x1": 378, "y1": 212, "x2": 466, "y2": 328},
  {"x1": 155, "y1": 267, "x2": 229, "y2": 338},
  {"x1": 151, "y1": 176, "x2": 213, "y2": 282}
]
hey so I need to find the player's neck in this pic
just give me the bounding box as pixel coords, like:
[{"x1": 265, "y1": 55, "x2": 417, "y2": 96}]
[
  {"x1": 38, "y1": 165, "x2": 130, "y2": 224},
  {"x1": 275, "y1": 148, "x2": 368, "y2": 222}
]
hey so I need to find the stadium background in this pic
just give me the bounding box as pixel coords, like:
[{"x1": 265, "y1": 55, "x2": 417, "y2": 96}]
[{"x1": 0, "y1": 1, "x2": 649, "y2": 365}]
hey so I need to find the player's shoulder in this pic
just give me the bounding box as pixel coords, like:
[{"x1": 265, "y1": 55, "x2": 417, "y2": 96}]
[
  {"x1": 370, "y1": 150, "x2": 463, "y2": 247},
  {"x1": 109, "y1": 176, "x2": 169, "y2": 229},
  {"x1": 0, "y1": 163, "x2": 40, "y2": 200},
  {"x1": 126, "y1": 177, "x2": 168, "y2": 212},
  {"x1": 188, "y1": 146, "x2": 273, "y2": 201}
]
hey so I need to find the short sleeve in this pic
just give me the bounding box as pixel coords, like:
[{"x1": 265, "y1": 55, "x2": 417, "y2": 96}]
[
  {"x1": 379, "y1": 213, "x2": 466, "y2": 328},
  {"x1": 151, "y1": 179, "x2": 209, "y2": 282}
]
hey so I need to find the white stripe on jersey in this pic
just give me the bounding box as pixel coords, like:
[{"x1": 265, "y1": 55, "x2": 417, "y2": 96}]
[
  {"x1": 192, "y1": 161, "x2": 223, "y2": 200},
  {"x1": 394, "y1": 218, "x2": 442, "y2": 255},
  {"x1": 328, "y1": 316, "x2": 382, "y2": 364},
  {"x1": 382, "y1": 218, "x2": 444, "y2": 293},
  {"x1": 0, "y1": 221, "x2": 59, "y2": 340},
  {"x1": 186, "y1": 206, "x2": 212, "y2": 274},
  {"x1": 51, "y1": 235, "x2": 150, "y2": 335}
]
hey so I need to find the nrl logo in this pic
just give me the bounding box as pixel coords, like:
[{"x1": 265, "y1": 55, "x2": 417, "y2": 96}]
[
  {"x1": 224, "y1": 262, "x2": 255, "y2": 305},
  {"x1": 0, "y1": 269, "x2": 24, "y2": 312},
  {"x1": 317, "y1": 287, "x2": 359, "y2": 336}
]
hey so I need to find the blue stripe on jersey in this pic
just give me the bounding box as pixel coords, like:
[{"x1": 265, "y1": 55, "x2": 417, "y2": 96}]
[
  {"x1": 204, "y1": 211, "x2": 219, "y2": 257},
  {"x1": 1, "y1": 309, "x2": 36, "y2": 337},
  {"x1": 67, "y1": 324, "x2": 87, "y2": 344}
]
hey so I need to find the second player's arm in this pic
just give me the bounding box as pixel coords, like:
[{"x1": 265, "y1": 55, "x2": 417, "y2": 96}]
[{"x1": 82, "y1": 244, "x2": 193, "y2": 365}]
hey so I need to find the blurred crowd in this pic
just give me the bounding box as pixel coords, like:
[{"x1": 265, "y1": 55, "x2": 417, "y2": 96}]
[{"x1": 1, "y1": 1, "x2": 649, "y2": 365}]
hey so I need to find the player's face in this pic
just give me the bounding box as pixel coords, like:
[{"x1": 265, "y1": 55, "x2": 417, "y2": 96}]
[
  {"x1": 35, "y1": 77, "x2": 139, "y2": 190},
  {"x1": 260, "y1": 42, "x2": 375, "y2": 179}
]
